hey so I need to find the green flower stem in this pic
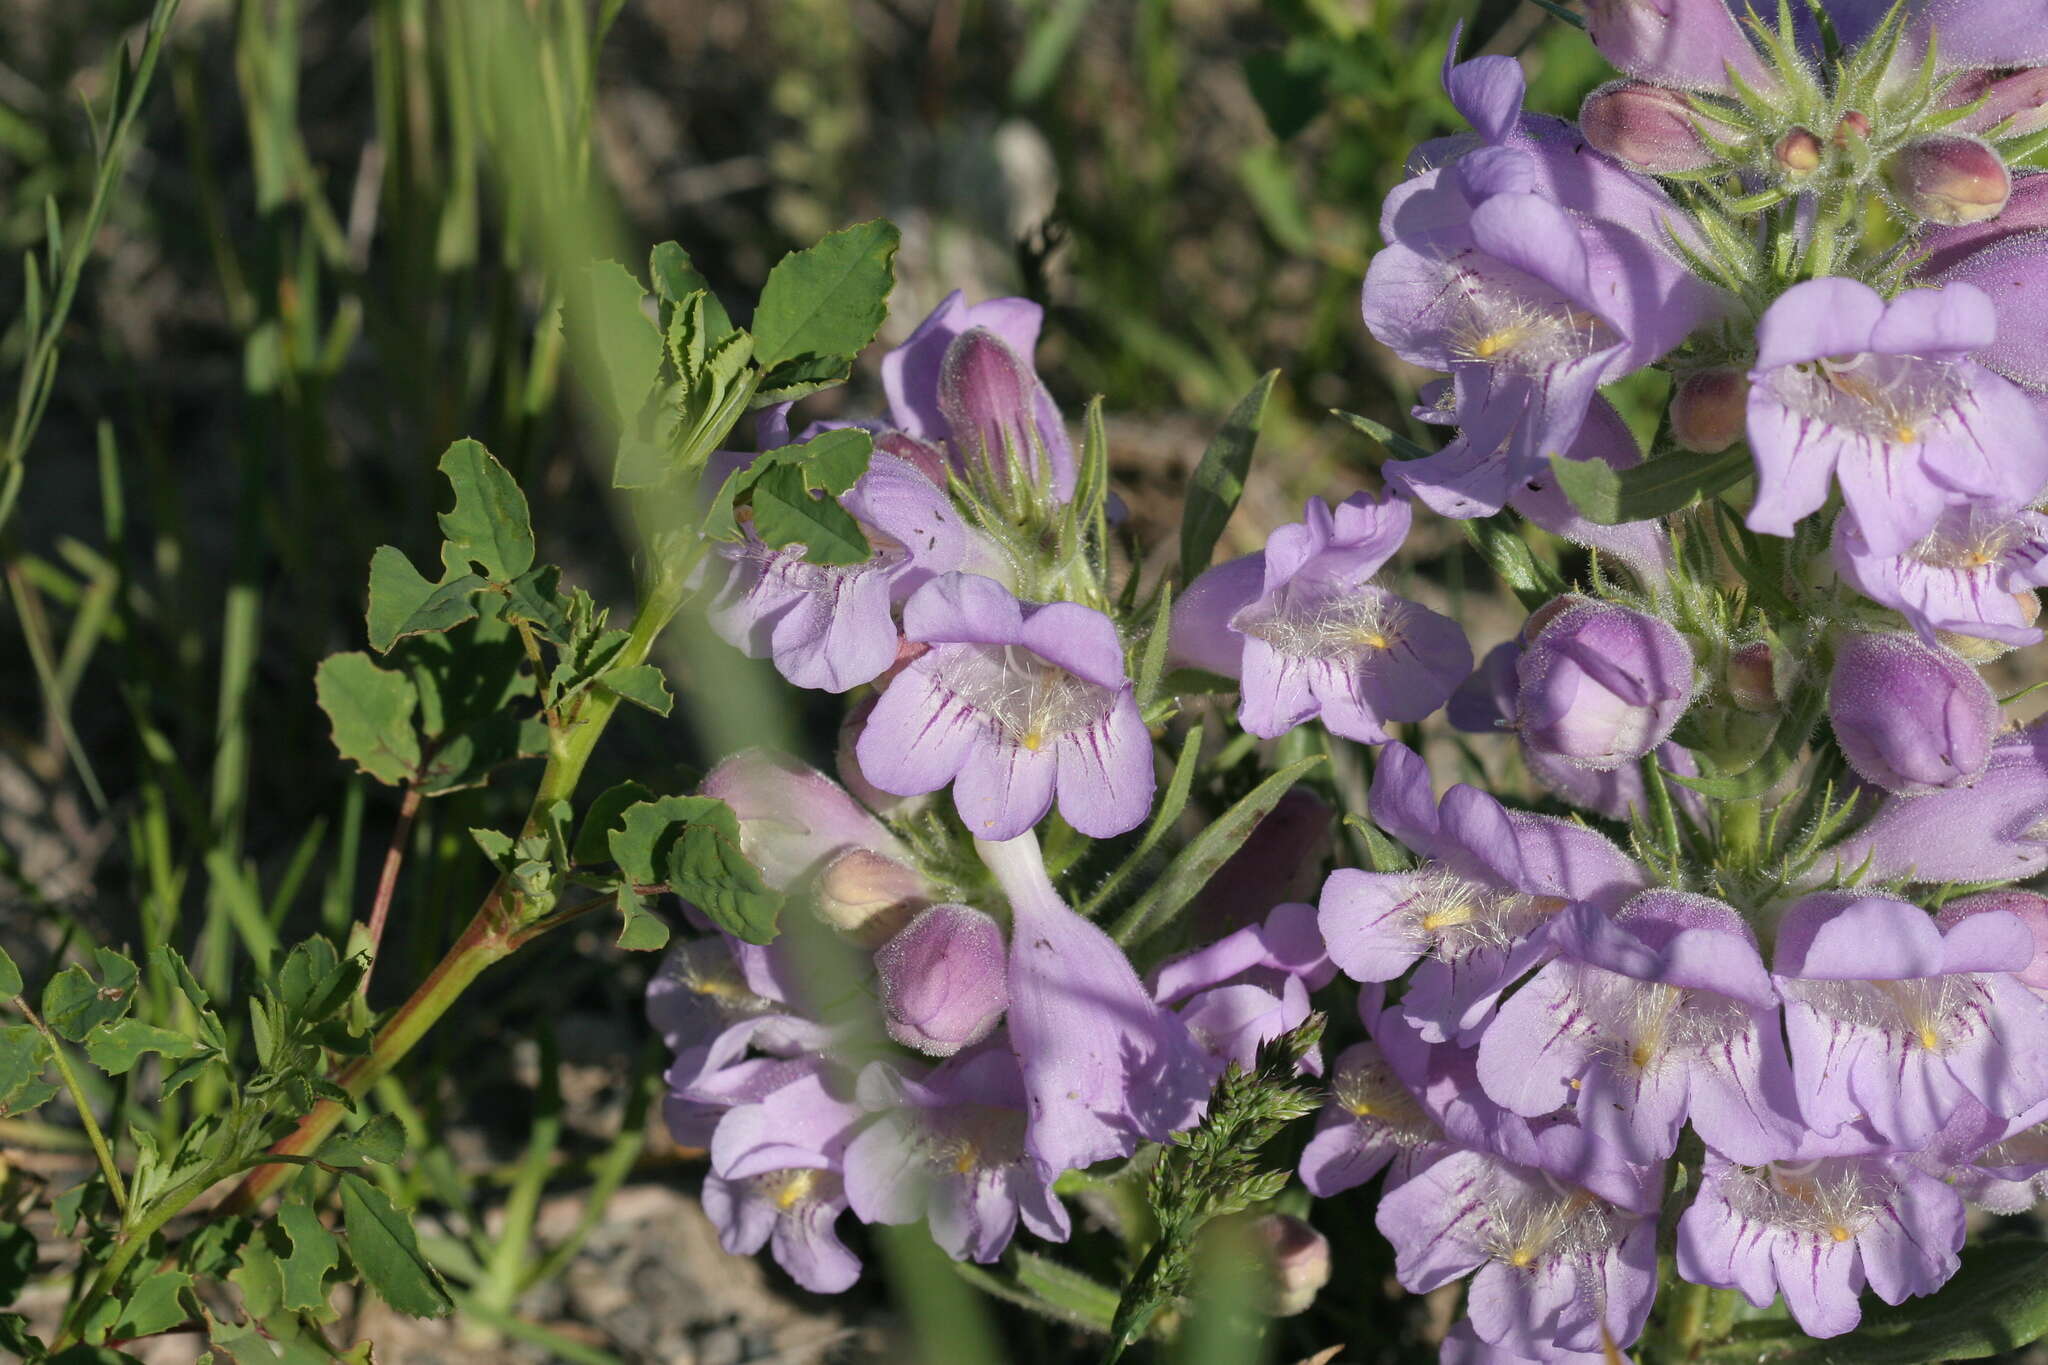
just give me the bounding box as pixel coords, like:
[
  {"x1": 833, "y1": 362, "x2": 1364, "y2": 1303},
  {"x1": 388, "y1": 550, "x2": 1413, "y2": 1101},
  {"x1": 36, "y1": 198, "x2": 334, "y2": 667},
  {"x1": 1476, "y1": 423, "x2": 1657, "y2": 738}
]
[
  {"x1": 218, "y1": 573, "x2": 686, "y2": 1215},
  {"x1": 13, "y1": 996, "x2": 127, "y2": 1216}
]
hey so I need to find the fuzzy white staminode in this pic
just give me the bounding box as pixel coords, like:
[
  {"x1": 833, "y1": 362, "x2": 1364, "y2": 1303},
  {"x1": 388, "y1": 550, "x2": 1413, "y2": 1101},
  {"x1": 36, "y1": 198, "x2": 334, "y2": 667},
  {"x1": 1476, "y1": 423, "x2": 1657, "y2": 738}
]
[
  {"x1": 1441, "y1": 263, "x2": 1615, "y2": 375},
  {"x1": 1329, "y1": 1046, "x2": 1435, "y2": 1142},
  {"x1": 1387, "y1": 864, "x2": 1565, "y2": 962},
  {"x1": 1721, "y1": 1159, "x2": 1889, "y2": 1245},
  {"x1": 1767, "y1": 351, "x2": 1971, "y2": 447},
  {"x1": 1479, "y1": 1174, "x2": 1624, "y2": 1272},
  {"x1": 931, "y1": 643, "x2": 1117, "y2": 753},
  {"x1": 1577, "y1": 974, "x2": 1751, "y2": 1074},
  {"x1": 1790, "y1": 974, "x2": 1992, "y2": 1054},
  {"x1": 1233, "y1": 588, "x2": 1415, "y2": 663}
]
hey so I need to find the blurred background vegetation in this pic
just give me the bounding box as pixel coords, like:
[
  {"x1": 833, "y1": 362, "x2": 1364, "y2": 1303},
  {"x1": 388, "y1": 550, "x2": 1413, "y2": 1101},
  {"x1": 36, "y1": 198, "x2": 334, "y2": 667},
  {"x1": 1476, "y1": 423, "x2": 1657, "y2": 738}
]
[{"x1": 0, "y1": 1, "x2": 1615, "y2": 1359}]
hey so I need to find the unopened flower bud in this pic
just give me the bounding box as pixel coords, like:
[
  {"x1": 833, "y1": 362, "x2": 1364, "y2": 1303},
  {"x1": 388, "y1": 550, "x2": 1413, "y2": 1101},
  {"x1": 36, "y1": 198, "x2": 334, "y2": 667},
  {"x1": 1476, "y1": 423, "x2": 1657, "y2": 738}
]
[
  {"x1": 941, "y1": 327, "x2": 1042, "y2": 486},
  {"x1": 1516, "y1": 598, "x2": 1696, "y2": 770},
  {"x1": 1833, "y1": 109, "x2": 1871, "y2": 147},
  {"x1": 1828, "y1": 632, "x2": 1999, "y2": 796},
  {"x1": 1669, "y1": 368, "x2": 1748, "y2": 454},
  {"x1": 1248, "y1": 1215, "x2": 1331, "y2": 1317},
  {"x1": 1579, "y1": 81, "x2": 1719, "y2": 173},
  {"x1": 815, "y1": 847, "x2": 931, "y2": 946},
  {"x1": 1946, "y1": 67, "x2": 2048, "y2": 140},
  {"x1": 1726, "y1": 641, "x2": 1779, "y2": 712},
  {"x1": 1938, "y1": 890, "x2": 2048, "y2": 990},
  {"x1": 1887, "y1": 135, "x2": 2012, "y2": 226},
  {"x1": 1774, "y1": 127, "x2": 1824, "y2": 176},
  {"x1": 874, "y1": 904, "x2": 1008, "y2": 1056},
  {"x1": 836, "y1": 695, "x2": 927, "y2": 819}
]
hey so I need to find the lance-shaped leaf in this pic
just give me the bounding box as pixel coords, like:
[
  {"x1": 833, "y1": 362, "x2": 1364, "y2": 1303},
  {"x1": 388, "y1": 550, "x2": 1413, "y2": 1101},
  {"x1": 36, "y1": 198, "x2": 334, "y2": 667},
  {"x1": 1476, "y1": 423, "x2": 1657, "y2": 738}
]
[
  {"x1": 1179, "y1": 370, "x2": 1278, "y2": 586},
  {"x1": 339, "y1": 1174, "x2": 453, "y2": 1319},
  {"x1": 749, "y1": 219, "x2": 900, "y2": 373},
  {"x1": 1548, "y1": 443, "x2": 1751, "y2": 525}
]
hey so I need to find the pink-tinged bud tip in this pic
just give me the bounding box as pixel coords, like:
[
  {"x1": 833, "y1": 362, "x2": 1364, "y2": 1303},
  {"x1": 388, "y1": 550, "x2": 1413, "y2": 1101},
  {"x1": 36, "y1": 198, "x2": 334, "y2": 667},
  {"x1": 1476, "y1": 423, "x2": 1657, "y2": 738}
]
[
  {"x1": 1888, "y1": 135, "x2": 2013, "y2": 226},
  {"x1": 1669, "y1": 368, "x2": 1748, "y2": 454},
  {"x1": 815, "y1": 847, "x2": 931, "y2": 946},
  {"x1": 1579, "y1": 81, "x2": 1720, "y2": 174},
  {"x1": 1249, "y1": 1214, "x2": 1330, "y2": 1317},
  {"x1": 874, "y1": 904, "x2": 1009, "y2": 1057},
  {"x1": 1833, "y1": 110, "x2": 1871, "y2": 147},
  {"x1": 1774, "y1": 127, "x2": 1824, "y2": 176},
  {"x1": 1725, "y1": 641, "x2": 1779, "y2": 713}
]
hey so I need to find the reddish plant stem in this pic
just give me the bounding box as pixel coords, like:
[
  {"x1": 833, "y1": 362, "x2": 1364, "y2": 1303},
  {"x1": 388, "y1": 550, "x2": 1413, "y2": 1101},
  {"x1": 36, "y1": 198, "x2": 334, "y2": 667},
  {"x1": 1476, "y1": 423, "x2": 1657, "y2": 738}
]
[{"x1": 359, "y1": 784, "x2": 422, "y2": 997}]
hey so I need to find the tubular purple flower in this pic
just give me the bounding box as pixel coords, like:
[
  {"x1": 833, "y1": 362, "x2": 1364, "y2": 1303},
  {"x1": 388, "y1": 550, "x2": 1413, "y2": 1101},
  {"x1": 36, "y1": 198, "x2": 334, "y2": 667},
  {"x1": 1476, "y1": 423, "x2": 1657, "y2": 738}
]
[
  {"x1": 1918, "y1": 1095, "x2": 2048, "y2": 1211},
  {"x1": 1943, "y1": 66, "x2": 2048, "y2": 140},
  {"x1": 1476, "y1": 894, "x2": 1802, "y2": 1164},
  {"x1": 1376, "y1": 1145, "x2": 1659, "y2": 1356},
  {"x1": 1366, "y1": 147, "x2": 1716, "y2": 518},
  {"x1": 977, "y1": 832, "x2": 1209, "y2": 1175},
  {"x1": 1742, "y1": 279, "x2": 2048, "y2": 554},
  {"x1": 1514, "y1": 597, "x2": 1695, "y2": 771},
  {"x1": 701, "y1": 750, "x2": 912, "y2": 891},
  {"x1": 1825, "y1": 717, "x2": 2048, "y2": 883},
  {"x1": 855, "y1": 573, "x2": 1153, "y2": 840},
  {"x1": 1772, "y1": 892, "x2": 2048, "y2": 1147},
  {"x1": 1319, "y1": 743, "x2": 1647, "y2": 1042},
  {"x1": 1152, "y1": 902, "x2": 1333, "y2": 1077},
  {"x1": 1299, "y1": 1038, "x2": 1456, "y2": 1197},
  {"x1": 1834, "y1": 502, "x2": 2048, "y2": 647},
  {"x1": 1827, "y1": 632, "x2": 1999, "y2": 795},
  {"x1": 1178, "y1": 491, "x2": 1471, "y2": 743},
  {"x1": 708, "y1": 452, "x2": 995, "y2": 692},
  {"x1": 1915, "y1": 173, "x2": 2048, "y2": 392},
  {"x1": 842, "y1": 1047, "x2": 1070, "y2": 1263},
  {"x1": 1582, "y1": 0, "x2": 1771, "y2": 91},
  {"x1": 874, "y1": 904, "x2": 1009, "y2": 1057}
]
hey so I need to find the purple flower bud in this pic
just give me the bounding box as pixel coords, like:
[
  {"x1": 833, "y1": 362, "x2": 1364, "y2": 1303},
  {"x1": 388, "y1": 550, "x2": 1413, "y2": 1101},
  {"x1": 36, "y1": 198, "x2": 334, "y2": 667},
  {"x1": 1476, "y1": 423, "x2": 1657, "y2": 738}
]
[
  {"x1": 815, "y1": 848, "x2": 931, "y2": 947},
  {"x1": 874, "y1": 904, "x2": 1009, "y2": 1057},
  {"x1": 1828, "y1": 632, "x2": 1999, "y2": 796},
  {"x1": 940, "y1": 328, "x2": 1054, "y2": 493},
  {"x1": 1774, "y1": 127, "x2": 1824, "y2": 176},
  {"x1": 1669, "y1": 367, "x2": 1748, "y2": 454},
  {"x1": 1579, "y1": 80, "x2": 1721, "y2": 173},
  {"x1": 1834, "y1": 110, "x2": 1873, "y2": 146},
  {"x1": 1514, "y1": 597, "x2": 1695, "y2": 770},
  {"x1": 1938, "y1": 890, "x2": 2048, "y2": 991},
  {"x1": 1245, "y1": 1214, "x2": 1330, "y2": 1317},
  {"x1": 1889, "y1": 135, "x2": 2013, "y2": 226},
  {"x1": 1726, "y1": 640, "x2": 1780, "y2": 713}
]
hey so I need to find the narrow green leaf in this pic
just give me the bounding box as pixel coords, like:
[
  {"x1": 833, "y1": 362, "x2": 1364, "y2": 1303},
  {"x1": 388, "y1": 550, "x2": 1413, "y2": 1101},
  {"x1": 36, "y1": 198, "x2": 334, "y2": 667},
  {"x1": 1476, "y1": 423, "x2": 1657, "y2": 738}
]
[
  {"x1": 1112, "y1": 754, "x2": 1328, "y2": 947},
  {"x1": 1332, "y1": 408, "x2": 1435, "y2": 460},
  {"x1": 0, "y1": 947, "x2": 19, "y2": 1000},
  {"x1": 1180, "y1": 370, "x2": 1279, "y2": 586},
  {"x1": 749, "y1": 220, "x2": 901, "y2": 371},
  {"x1": 749, "y1": 462, "x2": 872, "y2": 565},
  {"x1": 648, "y1": 242, "x2": 733, "y2": 336},
  {"x1": 1133, "y1": 586, "x2": 1177, "y2": 708},
  {"x1": 435, "y1": 439, "x2": 535, "y2": 582},
  {"x1": 365, "y1": 547, "x2": 482, "y2": 653},
  {"x1": 599, "y1": 664, "x2": 673, "y2": 716},
  {"x1": 1548, "y1": 443, "x2": 1751, "y2": 525},
  {"x1": 314, "y1": 652, "x2": 421, "y2": 786},
  {"x1": 338, "y1": 1174, "x2": 453, "y2": 1319},
  {"x1": 83, "y1": 1018, "x2": 203, "y2": 1075},
  {"x1": 573, "y1": 260, "x2": 664, "y2": 425},
  {"x1": 1082, "y1": 728, "x2": 1203, "y2": 918},
  {"x1": 1459, "y1": 517, "x2": 1566, "y2": 612}
]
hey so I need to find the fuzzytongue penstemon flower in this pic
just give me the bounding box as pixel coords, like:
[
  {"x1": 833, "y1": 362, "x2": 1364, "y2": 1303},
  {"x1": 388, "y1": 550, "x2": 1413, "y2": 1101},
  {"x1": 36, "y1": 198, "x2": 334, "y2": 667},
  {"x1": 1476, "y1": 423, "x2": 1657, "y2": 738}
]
[
  {"x1": 1772, "y1": 892, "x2": 2048, "y2": 1148},
  {"x1": 1376, "y1": 1136, "x2": 1662, "y2": 1357},
  {"x1": 1168, "y1": 490, "x2": 1471, "y2": 744},
  {"x1": 700, "y1": 1064, "x2": 868, "y2": 1294},
  {"x1": 855, "y1": 572, "x2": 1152, "y2": 840},
  {"x1": 842, "y1": 1045, "x2": 1071, "y2": 1265},
  {"x1": 1476, "y1": 892, "x2": 1803, "y2": 1164},
  {"x1": 1833, "y1": 500, "x2": 2048, "y2": 647},
  {"x1": 1743, "y1": 279, "x2": 2048, "y2": 555},
  {"x1": 1318, "y1": 743, "x2": 1647, "y2": 1042}
]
